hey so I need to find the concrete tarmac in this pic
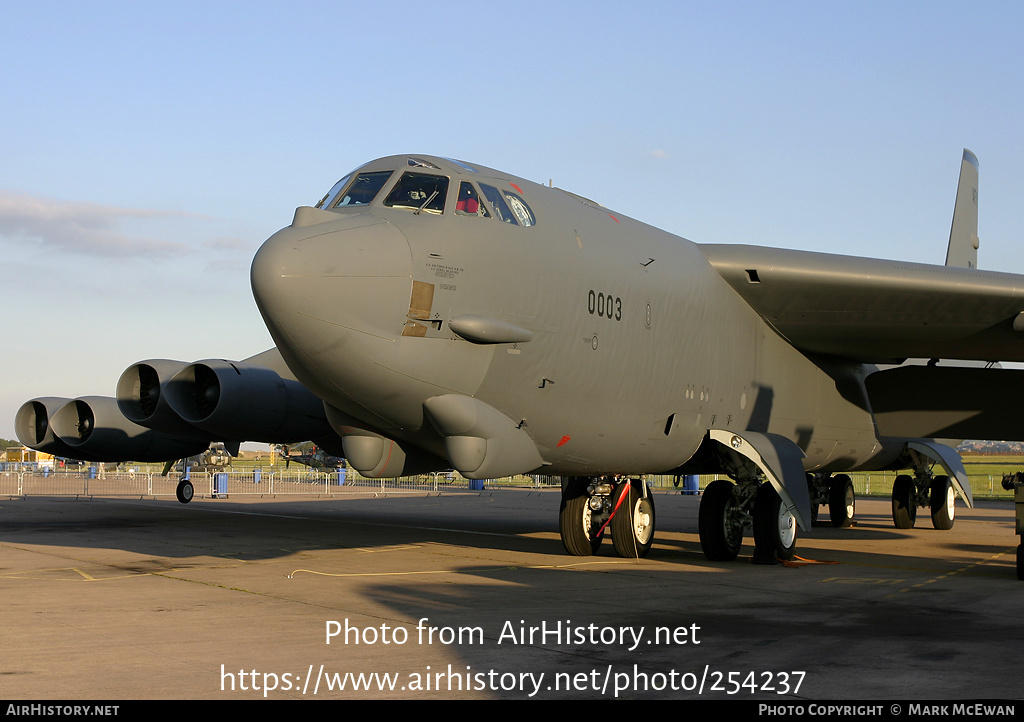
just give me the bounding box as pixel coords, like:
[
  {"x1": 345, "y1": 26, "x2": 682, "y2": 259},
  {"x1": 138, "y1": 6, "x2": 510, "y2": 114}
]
[{"x1": 0, "y1": 489, "x2": 1020, "y2": 700}]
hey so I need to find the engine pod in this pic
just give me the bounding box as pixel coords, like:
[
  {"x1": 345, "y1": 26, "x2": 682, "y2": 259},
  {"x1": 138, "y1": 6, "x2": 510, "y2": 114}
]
[
  {"x1": 164, "y1": 359, "x2": 332, "y2": 443},
  {"x1": 15, "y1": 397, "x2": 102, "y2": 461},
  {"x1": 49, "y1": 396, "x2": 209, "y2": 462},
  {"x1": 116, "y1": 359, "x2": 211, "y2": 439}
]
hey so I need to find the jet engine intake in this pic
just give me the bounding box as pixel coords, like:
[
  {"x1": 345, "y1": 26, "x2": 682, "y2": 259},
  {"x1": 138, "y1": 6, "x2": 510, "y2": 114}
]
[
  {"x1": 116, "y1": 359, "x2": 211, "y2": 439},
  {"x1": 16, "y1": 397, "x2": 102, "y2": 461}
]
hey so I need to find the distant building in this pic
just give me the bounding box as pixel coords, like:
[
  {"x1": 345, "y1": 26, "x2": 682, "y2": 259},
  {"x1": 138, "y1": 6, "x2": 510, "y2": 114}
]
[{"x1": 4, "y1": 446, "x2": 55, "y2": 466}]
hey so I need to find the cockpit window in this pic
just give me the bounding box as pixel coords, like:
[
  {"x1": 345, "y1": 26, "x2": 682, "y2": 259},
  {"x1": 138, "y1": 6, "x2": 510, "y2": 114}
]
[
  {"x1": 504, "y1": 191, "x2": 536, "y2": 226},
  {"x1": 407, "y1": 157, "x2": 441, "y2": 170},
  {"x1": 333, "y1": 170, "x2": 394, "y2": 208},
  {"x1": 455, "y1": 182, "x2": 489, "y2": 217},
  {"x1": 479, "y1": 184, "x2": 536, "y2": 226},
  {"x1": 384, "y1": 172, "x2": 449, "y2": 215},
  {"x1": 444, "y1": 158, "x2": 480, "y2": 173},
  {"x1": 315, "y1": 173, "x2": 352, "y2": 209},
  {"x1": 479, "y1": 184, "x2": 516, "y2": 224},
  {"x1": 315, "y1": 170, "x2": 394, "y2": 210}
]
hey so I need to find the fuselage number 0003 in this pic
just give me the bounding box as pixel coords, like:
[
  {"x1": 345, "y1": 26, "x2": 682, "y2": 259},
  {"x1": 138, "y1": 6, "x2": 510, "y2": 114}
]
[{"x1": 588, "y1": 290, "x2": 622, "y2": 321}]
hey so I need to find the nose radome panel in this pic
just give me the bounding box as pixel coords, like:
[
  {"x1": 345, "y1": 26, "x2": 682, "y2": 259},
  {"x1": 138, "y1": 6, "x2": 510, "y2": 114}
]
[{"x1": 251, "y1": 215, "x2": 412, "y2": 345}]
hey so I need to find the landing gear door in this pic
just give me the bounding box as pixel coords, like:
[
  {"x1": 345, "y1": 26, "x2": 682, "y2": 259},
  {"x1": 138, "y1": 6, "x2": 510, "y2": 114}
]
[
  {"x1": 710, "y1": 430, "x2": 812, "y2": 531},
  {"x1": 908, "y1": 440, "x2": 974, "y2": 508}
]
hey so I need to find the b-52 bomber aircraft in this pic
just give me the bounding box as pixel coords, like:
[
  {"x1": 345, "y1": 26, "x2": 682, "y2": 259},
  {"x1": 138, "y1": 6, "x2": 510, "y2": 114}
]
[{"x1": 17, "y1": 151, "x2": 1024, "y2": 566}]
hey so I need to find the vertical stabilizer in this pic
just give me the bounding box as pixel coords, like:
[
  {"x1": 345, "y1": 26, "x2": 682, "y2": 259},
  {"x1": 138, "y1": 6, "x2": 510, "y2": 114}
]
[{"x1": 944, "y1": 149, "x2": 979, "y2": 269}]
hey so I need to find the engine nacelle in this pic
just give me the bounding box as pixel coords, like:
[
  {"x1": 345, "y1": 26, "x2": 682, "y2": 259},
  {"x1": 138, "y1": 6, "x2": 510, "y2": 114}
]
[
  {"x1": 16, "y1": 397, "x2": 103, "y2": 461},
  {"x1": 116, "y1": 359, "x2": 212, "y2": 439},
  {"x1": 163, "y1": 359, "x2": 332, "y2": 443},
  {"x1": 49, "y1": 396, "x2": 210, "y2": 462}
]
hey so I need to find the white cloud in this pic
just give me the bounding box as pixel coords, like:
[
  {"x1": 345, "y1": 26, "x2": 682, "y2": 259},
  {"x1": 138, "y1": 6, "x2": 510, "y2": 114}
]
[{"x1": 0, "y1": 190, "x2": 196, "y2": 257}]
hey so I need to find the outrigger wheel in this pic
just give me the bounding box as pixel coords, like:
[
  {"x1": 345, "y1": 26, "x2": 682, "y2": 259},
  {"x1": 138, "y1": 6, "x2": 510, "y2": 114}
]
[{"x1": 176, "y1": 479, "x2": 194, "y2": 504}]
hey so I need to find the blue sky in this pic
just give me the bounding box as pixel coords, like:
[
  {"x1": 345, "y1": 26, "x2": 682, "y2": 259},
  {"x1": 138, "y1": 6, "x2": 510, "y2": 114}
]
[{"x1": 2, "y1": 1, "x2": 1023, "y2": 441}]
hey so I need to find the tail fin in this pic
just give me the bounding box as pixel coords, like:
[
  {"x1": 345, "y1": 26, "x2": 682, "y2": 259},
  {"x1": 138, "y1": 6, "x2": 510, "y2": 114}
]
[{"x1": 944, "y1": 149, "x2": 980, "y2": 269}]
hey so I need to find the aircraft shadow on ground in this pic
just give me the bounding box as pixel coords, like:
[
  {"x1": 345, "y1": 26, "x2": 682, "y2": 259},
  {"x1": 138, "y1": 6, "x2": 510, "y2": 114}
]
[{"x1": 0, "y1": 493, "x2": 1014, "y2": 570}]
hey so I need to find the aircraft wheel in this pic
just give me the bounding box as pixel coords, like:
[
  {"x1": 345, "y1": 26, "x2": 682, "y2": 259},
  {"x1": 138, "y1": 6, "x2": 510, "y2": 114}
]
[
  {"x1": 559, "y1": 478, "x2": 603, "y2": 555},
  {"x1": 611, "y1": 480, "x2": 655, "y2": 558},
  {"x1": 176, "y1": 479, "x2": 194, "y2": 505},
  {"x1": 752, "y1": 483, "x2": 797, "y2": 564},
  {"x1": 698, "y1": 480, "x2": 743, "y2": 561},
  {"x1": 892, "y1": 474, "x2": 917, "y2": 529},
  {"x1": 930, "y1": 475, "x2": 956, "y2": 530},
  {"x1": 828, "y1": 474, "x2": 856, "y2": 527}
]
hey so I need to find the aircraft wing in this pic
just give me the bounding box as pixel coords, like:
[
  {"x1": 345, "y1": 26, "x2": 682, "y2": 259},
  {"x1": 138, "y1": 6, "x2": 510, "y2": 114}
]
[{"x1": 700, "y1": 244, "x2": 1024, "y2": 363}]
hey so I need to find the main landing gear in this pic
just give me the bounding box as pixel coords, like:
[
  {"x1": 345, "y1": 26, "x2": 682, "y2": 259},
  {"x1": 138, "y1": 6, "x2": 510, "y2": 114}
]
[
  {"x1": 558, "y1": 476, "x2": 655, "y2": 558},
  {"x1": 697, "y1": 480, "x2": 798, "y2": 564},
  {"x1": 807, "y1": 473, "x2": 856, "y2": 527},
  {"x1": 890, "y1": 473, "x2": 957, "y2": 530},
  {"x1": 1001, "y1": 473, "x2": 1024, "y2": 581}
]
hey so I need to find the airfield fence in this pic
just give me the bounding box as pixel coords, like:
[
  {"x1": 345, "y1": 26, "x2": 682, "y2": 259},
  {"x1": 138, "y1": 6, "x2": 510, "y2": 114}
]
[{"x1": 0, "y1": 464, "x2": 1017, "y2": 500}]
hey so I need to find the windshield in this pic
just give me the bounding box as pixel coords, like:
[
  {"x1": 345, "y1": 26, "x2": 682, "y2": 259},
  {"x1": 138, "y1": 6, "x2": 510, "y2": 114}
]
[
  {"x1": 315, "y1": 174, "x2": 352, "y2": 209},
  {"x1": 383, "y1": 172, "x2": 449, "y2": 215},
  {"x1": 315, "y1": 170, "x2": 394, "y2": 209}
]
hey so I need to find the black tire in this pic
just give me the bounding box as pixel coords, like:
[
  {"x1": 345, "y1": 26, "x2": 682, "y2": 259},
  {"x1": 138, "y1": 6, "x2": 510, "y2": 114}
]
[
  {"x1": 559, "y1": 478, "x2": 602, "y2": 555},
  {"x1": 176, "y1": 479, "x2": 194, "y2": 505},
  {"x1": 892, "y1": 474, "x2": 917, "y2": 529},
  {"x1": 930, "y1": 476, "x2": 956, "y2": 530},
  {"x1": 828, "y1": 474, "x2": 856, "y2": 528},
  {"x1": 611, "y1": 480, "x2": 655, "y2": 558},
  {"x1": 1017, "y1": 544, "x2": 1024, "y2": 582},
  {"x1": 698, "y1": 480, "x2": 743, "y2": 561},
  {"x1": 752, "y1": 483, "x2": 797, "y2": 563}
]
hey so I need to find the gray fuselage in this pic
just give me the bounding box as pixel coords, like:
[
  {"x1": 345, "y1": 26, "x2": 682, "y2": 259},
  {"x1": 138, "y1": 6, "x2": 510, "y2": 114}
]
[{"x1": 250, "y1": 155, "x2": 897, "y2": 479}]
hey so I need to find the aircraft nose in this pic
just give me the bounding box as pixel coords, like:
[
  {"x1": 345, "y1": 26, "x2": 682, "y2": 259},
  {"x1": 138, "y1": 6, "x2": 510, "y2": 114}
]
[{"x1": 251, "y1": 211, "x2": 413, "y2": 356}]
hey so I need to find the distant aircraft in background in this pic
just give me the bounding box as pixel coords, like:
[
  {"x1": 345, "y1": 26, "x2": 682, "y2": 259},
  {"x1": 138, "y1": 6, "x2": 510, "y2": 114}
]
[
  {"x1": 277, "y1": 443, "x2": 345, "y2": 471},
  {"x1": 21, "y1": 150, "x2": 1023, "y2": 570}
]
